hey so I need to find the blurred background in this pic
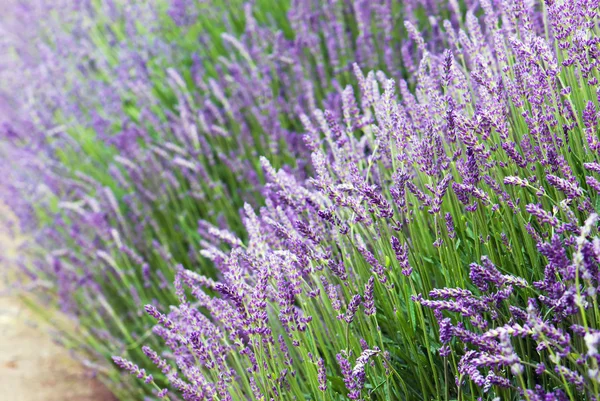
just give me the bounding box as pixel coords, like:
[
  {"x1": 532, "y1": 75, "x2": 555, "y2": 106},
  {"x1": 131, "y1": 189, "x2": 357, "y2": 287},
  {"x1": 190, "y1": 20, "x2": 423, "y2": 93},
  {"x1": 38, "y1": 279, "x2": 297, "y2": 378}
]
[
  {"x1": 0, "y1": 201, "x2": 115, "y2": 400},
  {"x1": 0, "y1": 0, "x2": 112, "y2": 398}
]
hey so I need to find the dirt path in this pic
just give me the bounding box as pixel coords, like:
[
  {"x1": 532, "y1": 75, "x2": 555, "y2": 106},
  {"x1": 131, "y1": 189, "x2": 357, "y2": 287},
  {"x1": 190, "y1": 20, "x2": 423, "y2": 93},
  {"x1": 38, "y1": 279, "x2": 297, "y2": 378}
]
[{"x1": 0, "y1": 204, "x2": 116, "y2": 401}]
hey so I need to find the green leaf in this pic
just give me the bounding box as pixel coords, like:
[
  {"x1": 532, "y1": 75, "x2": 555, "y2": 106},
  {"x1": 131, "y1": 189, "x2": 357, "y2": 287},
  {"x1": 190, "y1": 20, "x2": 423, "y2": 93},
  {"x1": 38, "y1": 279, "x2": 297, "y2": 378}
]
[{"x1": 328, "y1": 375, "x2": 348, "y2": 395}]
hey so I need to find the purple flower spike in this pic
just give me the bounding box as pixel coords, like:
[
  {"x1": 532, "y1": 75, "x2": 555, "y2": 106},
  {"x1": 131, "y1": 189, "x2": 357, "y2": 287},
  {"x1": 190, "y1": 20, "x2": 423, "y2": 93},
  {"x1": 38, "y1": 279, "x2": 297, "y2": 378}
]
[
  {"x1": 391, "y1": 236, "x2": 412, "y2": 276},
  {"x1": 344, "y1": 294, "x2": 362, "y2": 324},
  {"x1": 317, "y1": 358, "x2": 327, "y2": 391},
  {"x1": 363, "y1": 277, "x2": 375, "y2": 316},
  {"x1": 112, "y1": 356, "x2": 151, "y2": 382}
]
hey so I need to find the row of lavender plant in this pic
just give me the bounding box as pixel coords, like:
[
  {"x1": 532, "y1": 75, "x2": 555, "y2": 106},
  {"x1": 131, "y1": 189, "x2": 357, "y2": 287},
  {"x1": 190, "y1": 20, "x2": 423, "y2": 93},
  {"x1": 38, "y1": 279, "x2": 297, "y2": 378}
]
[
  {"x1": 0, "y1": 0, "x2": 462, "y2": 398},
  {"x1": 105, "y1": 0, "x2": 600, "y2": 400}
]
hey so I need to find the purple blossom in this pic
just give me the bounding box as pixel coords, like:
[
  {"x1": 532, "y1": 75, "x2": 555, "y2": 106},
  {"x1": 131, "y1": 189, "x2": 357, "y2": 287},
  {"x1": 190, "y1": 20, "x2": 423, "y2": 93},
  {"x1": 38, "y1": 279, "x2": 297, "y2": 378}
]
[
  {"x1": 344, "y1": 294, "x2": 362, "y2": 324},
  {"x1": 390, "y1": 236, "x2": 412, "y2": 276},
  {"x1": 144, "y1": 305, "x2": 175, "y2": 330},
  {"x1": 526, "y1": 203, "x2": 559, "y2": 226},
  {"x1": 363, "y1": 276, "x2": 375, "y2": 316},
  {"x1": 445, "y1": 213, "x2": 456, "y2": 239},
  {"x1": 355, "y1": 239, "x2": 386, "y2": 282},
  {"x1": 317, "y1": 358, "x2": 327, "y2": 391},
  {"x1": 112, "y1": 356, "x2": 151, "y2": 382},
  {"x1": 142, "y1": 346, "x2": 171, "y2": 375},
  {"x1": 546, "y1": 174, "x2": 583, "y2": 199}
]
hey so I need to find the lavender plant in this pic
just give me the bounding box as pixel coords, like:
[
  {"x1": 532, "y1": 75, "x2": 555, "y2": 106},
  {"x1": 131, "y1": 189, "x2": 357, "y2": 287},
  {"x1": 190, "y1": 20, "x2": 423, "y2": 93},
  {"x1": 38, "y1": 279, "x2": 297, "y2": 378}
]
[
  {"x1": 5, "y1": 0, "x2": 600, "y2": 399},
  {"x1": 1, "y1": 0, "x2": 453, "y2": 398},
  {"x1": 110, "y1": 0, "x2": 600, "y2": 400},
  {"x1": 417, "y1": 214, "x2": 600, "y2": 400}
]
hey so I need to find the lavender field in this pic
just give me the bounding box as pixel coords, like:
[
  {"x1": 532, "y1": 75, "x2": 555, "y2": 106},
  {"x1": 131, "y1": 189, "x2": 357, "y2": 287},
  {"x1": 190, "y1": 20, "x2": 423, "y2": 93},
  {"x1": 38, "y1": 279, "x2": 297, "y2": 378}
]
[{"x1": 2, "y1": 0, "x2": 600, "y2": 400}]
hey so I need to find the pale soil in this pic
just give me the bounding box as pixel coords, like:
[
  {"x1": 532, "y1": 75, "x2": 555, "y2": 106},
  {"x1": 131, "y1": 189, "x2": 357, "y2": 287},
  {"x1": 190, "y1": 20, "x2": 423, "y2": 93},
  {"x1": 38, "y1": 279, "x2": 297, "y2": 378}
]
[{"x1": 0, "y1": 203, "x2": 116, "y2": 401}]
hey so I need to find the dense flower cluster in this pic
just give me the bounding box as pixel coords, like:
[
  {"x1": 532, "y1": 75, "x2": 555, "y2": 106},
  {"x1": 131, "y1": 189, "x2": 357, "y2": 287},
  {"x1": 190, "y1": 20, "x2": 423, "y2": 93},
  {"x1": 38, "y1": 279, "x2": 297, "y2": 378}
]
[
  {"x1": 3, "y1": 0, "x2": 600, "y2": 400},
  {"x1": 418, "y1": 214, "x2": 600, "y2": 399}
]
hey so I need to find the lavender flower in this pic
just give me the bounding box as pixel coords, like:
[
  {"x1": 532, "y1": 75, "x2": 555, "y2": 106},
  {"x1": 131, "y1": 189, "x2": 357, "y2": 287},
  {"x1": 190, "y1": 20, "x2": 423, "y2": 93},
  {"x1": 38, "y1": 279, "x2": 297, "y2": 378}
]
[
  {"x1": 445, "y1": 213, "x2": 456, "y2": 239},
  {"x1": 352, "y1": 348, "x2": 379, "y2": 378},
  {"x1": 363, "y1": 276, "x2": 375, "y2": 316},
  {"x1": 144, "y1": 305, "x2": 175, "y2": 330},
  {"x1": 317, "y1": 358, "x2": 327, "y2": 391},
  {"x1": 546, "y1": 174, "x2": 583, "y2": 199},
  {"x1": 526, "y1": 203, "x2": 559, "y2": 226},
  {"x1": 344, "y1": 294, "x2": 362, "y2": 324},
  {"x1": 390, "y1": 236, "x2": 412, "y2": 276},
  {"x1": 112, "y1": 356, "x2": 152, "y2": 382}
]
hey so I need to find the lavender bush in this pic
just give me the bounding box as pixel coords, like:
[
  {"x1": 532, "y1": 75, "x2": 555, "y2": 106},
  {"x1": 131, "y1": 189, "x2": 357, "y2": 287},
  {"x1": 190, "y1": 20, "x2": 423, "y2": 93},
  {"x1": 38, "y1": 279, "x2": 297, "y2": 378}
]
[
  {"x1": 4, "y1": 0, "x2": 600, "y2": 400},
  {"x1": 1, "y1": 0, "x2": 443, "y2": 398},
  {"x1": 117, "y1": 0, "x2": 600, "y2": 400}
]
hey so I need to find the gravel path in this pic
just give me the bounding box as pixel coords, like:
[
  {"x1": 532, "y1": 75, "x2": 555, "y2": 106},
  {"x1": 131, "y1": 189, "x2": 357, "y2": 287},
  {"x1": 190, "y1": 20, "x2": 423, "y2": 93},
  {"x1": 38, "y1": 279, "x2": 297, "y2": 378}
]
[{"x1": 0, "y1": 203, "x2": 116, "y2": 401}]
